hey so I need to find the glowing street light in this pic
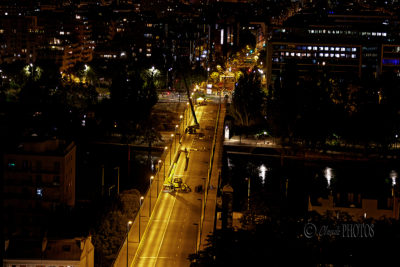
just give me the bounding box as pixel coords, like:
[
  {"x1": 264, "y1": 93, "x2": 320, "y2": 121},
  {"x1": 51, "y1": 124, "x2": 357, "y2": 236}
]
[
  {"x1": 139, "y1": 196, "x2": 144, "y2": 242},
  {"x1": 171, "y1": 134, "x2": 174, "y2": 162},
  {"x1": 157, "y1": 160, "x2": 162, "y2": 197},
  {"x1": 126, "y1": 220, "x2": 132, "y2": 267},
  {"x1": 149, "y1": 176, "x2": 154, "y2": 216}
]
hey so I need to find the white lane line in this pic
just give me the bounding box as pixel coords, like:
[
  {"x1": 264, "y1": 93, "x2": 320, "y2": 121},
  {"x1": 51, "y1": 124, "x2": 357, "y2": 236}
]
[{"x1": 152, "y1": 184, "x2": 178, "y2": 267}]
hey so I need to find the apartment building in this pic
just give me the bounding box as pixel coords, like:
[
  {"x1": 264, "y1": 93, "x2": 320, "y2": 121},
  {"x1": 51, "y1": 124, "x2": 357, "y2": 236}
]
[{"x1": 3, "y1": 139, "x2": 76, "y2": 236}]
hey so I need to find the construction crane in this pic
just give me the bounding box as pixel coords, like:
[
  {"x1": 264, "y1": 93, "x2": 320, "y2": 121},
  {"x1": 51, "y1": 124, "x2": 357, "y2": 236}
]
[{"x1": 182, "y1": 64, "x2": 200, "y2": 134}]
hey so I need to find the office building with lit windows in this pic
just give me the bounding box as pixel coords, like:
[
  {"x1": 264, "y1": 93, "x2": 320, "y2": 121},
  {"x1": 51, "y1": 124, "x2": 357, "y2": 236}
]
[
  {"x1": 3, "y1": 139, "x2": 76, "y2": 237},
  {"x1": 266, "y1": 11, "x2": 400, "y2": 86}
]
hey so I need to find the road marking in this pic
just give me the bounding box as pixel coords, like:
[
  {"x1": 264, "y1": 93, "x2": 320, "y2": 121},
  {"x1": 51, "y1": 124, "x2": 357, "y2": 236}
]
[{"x1": 151, "y1": 183, "x2": 178, "y2": 267}]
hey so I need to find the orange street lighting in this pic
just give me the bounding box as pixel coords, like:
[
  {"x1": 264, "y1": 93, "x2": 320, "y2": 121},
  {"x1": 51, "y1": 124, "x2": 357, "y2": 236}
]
[{"x1": 127, "y1": 220, "x2": 133, "y2": 267}]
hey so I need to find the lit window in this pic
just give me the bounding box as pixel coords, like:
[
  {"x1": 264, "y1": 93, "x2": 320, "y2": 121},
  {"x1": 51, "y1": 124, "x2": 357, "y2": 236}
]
[
  {"x1": 285, "y1": 52, "x2": 289, "y2": 56},
  {"x1": 319, "y1": 47, "x2": 324, "y2": 51},
  {"x1": 319, "y1": 53, "x2": 324, "y2": 57},
  {"x1": 325, "y1": 53, "x2": 329, "y2": 57},
  {"x1": 313, "y1": 46, "x2": 318, "y2": 50},
  {"x1": 8, "y1": 160, "x2": 16, "y2": 169},
  {"x1": 330, "y1": 53, "x2": 334, "y2": 57},
  {"x1": 341, "y1": 54, "x2": 345, "y2": 57},
  {"x1": 335, "y1": 54, "x2": 340, "y2": 58},
  {"x1": 146, "y1": 53, "x2": 151, "y2": 57},
  {"x1": 351, "y1": 54, "x2": 356, "y2": 58},
  {"x1": 290, "y1": 52, "x2": 295, "y2": 56},
  {"x1": 383, "y1": 32, "x2": 387, "y2": 36},
  {"x1": 323, "y1": 30, "x2": 326, "y2": 33},
  {"x1": 335, "y1": 47, "x2": 340, "y2": 51},
  {"x1": 372, "y1": 32, "x2": 376, "y2": 36},
  {"x1": 324, "y1": 47, "x2": 329, "y2": 51},
  {"x1": 341, "y1": 47, "x2": 345, "y2": 51},
  {"x1": 36, "y1": 188, "x2": 43, "y2": 197},
  {"x1": 307, "y1": 46, "x2": 312, "y2": 50},
  {"x1": 328, "y1": 30, "x2": 331, "y2": 34},
  {"x1": 330, "y1": 47, "x2": 335, "y2": 51},
  {"x1": 310, "y1": 30, "x2": 314, "y2": 34},
  {"x1": 296, "y1": 53, "x2": 301, "y2": 57},
  {"x1": 377, "y1": 32, "x2": 382, "y2": 36},
  {"x1": 352, "y1": 48, "x2": 357, "y2": 52}
]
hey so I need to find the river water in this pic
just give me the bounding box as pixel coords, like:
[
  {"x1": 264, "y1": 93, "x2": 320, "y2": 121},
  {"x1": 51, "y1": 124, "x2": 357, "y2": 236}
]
[{"x1": 224, "y1": 151, "x2": 399, "y2": 215}]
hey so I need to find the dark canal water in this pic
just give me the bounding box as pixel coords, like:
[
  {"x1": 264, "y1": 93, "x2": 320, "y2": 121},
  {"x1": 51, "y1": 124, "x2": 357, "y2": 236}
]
[
  {"x1": 223, "y1": 151, "x2": 399, "y2": 215},
  {"x1": 76, "y1": 143, "x2": 162, "y2": 201}
]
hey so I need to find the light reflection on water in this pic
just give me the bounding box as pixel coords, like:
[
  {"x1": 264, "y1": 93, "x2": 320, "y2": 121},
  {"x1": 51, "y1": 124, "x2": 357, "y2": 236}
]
[
  {"x1": 258, "y1": 164, "x2": 268, "y2": 185},
  {"x1": 324, "y1": 167, "x2": 334, "y2": 188},
  {"x1": 390, "y1": 170, "x2": 398, "y2": 186},
  {"x1": 225, "y1": 154, "x2": 399, "y2": 210}
]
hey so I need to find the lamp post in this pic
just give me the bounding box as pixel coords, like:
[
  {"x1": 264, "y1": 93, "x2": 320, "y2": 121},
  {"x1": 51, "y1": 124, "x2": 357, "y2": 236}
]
[
  {"x1": 180, "y1": 115, "x2": 183, "y2": 135},
  {"x1": 171, "y1": 134, "x2": 175, "y2": 155},
  {"x1": 175, "y1": 124, "x2": 180, "y2": 144},
  {"x1": 127, "y1": 220, "x2": 132, "y2": 267},
  {"x1": 157, "y1": 160, "x2": 162, "y2": 198},
  {"x1": 150, "y1": 176, "x2": 154, "y2": 216},
  {"x1": 114, "y1": 166, "x2": 120, "y2": 194},
  {"x1": 165, "y1": 146, "x2": 170, "y2": 166},
  {"x1": 193, "y1": 223, "x2": 199, "y2": 255},
  {"x1": 139, "y1": 196, "x2": 144, "y2": 242},
  {"x1": 186, "y1": 102, "x2": 190, "y2": 123}
]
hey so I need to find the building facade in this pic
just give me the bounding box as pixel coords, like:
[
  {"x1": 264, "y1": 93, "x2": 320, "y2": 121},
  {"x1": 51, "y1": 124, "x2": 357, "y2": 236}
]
[
  {"x1": 266, "y1": 11, "x2": 400, "y2": 86},
  {"x1": 3, "y1": 139, "x2": 76, "y2": 236},
  {"x1": 4, "y1": 236, "x2": 94, "y2": 267}
]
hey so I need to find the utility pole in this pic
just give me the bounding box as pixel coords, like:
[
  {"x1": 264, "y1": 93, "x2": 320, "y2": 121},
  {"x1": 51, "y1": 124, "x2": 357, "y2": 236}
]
[{"x1": 114, "y1": 166, "x2": 120, "y2": 195}]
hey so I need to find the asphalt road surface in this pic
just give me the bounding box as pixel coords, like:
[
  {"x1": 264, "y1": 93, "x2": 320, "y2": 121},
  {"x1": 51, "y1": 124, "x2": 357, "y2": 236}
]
[{"x1": 132, "y1": 103, "x2": 219, "y2": 267}]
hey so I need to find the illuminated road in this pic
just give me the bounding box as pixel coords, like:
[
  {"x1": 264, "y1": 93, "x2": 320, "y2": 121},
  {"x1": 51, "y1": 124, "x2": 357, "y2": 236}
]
[{"x1": 132, "y1": 104, "x2": 219, "y2": 267}]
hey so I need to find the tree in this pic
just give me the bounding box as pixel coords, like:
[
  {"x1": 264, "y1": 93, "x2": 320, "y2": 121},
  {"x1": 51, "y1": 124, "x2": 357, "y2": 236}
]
[
  {"x1": 230, "y1": 70, "x2": 266, "y2": 129},
  {"x1": 92, "y1": 189, "x2": 141, "y2": 266}
]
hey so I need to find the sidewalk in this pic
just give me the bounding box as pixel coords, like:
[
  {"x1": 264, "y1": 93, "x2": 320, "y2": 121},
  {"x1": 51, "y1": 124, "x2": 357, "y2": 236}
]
[{"x1": 199, "y1": 104, "x2": 226, "y2": 251}]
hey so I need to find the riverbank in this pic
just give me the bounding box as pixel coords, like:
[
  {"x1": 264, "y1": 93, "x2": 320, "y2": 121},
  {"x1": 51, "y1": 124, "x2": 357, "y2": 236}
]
[{"x1": 224, "y1": 135, "x2": 400, "y2": 162}]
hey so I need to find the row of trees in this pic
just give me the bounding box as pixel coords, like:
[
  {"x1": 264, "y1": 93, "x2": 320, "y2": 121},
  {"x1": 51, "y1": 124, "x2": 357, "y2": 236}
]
[{"x1": 227, "y1": 61, "x2": 400, "y2": 150}]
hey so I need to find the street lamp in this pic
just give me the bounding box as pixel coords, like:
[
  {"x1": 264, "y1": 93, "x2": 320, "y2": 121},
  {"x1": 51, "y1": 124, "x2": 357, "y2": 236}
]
[
  {"x1": 180, "y1": 115, "x2": 183, "y2": 132},
  {"x1": 157, "y1": 160, "x2": 162, "y2": 198},
  {"x1": 127, "y1": 220, "x2": 132, "y2": 267},
  {"x1": 175, "y1": 124, "x2": 179, "y2": 144},
  {"x1": 139, "y1": 196, "x2": 144, "y2": 242},
  {"x1": 193, "y1": 223, "x2": 199, "y2": 255},
  {"x1": 186, "y1": 102, "x2": 190, "y2": 122},
  {"x1": 170, "y1": 134, "x2": 174, "y2": 164},
  {"x1": 150, "y1": 176, "x2": 154, "y2": 216},
  {"x1": 114, "y1": 166, "x2": 120, "y2": 194},
  {"x1": 165, "y1": 146, "x2": 170, "y2": 166}
]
